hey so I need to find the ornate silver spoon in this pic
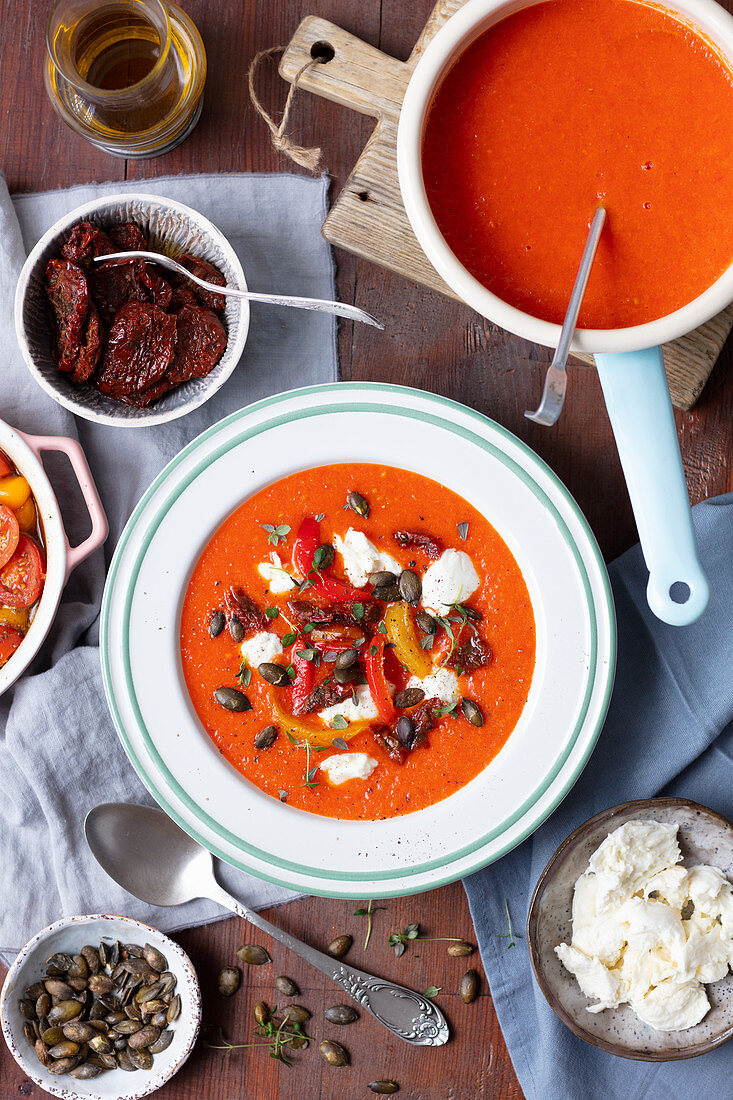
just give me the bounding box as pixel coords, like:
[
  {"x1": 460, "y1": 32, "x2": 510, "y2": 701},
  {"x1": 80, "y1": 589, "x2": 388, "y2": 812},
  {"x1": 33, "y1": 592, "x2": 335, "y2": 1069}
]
[
  {"x1": 91, "y1": 251, "x2": 384, "y2": 328},
  {"x1": 525, "y1": 206, "x2": 606, "y2": 426},
  {"x1": 85, "y1": 802, "x2": 449, "y2": 1046}
]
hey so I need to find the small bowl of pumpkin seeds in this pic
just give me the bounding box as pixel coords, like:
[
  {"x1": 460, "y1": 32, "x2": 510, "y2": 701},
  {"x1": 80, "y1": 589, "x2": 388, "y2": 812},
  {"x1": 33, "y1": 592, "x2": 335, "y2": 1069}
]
[{"x1": 0, "y1": 913, "x2": 201, "y2": 1099}]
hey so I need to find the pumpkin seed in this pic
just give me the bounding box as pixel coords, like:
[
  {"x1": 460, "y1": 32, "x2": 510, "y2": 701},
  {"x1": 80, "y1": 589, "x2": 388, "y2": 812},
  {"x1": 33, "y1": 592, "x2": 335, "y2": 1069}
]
[
  {"x1": 237, "y1": 944, "x2": 271, "y2": 966},
  {"x1": 68, "y1": 954, "x2": 89, "y2": 979},
  {"x1": 150, "y1": 1010, "x2": 169, "y2": 1030},
  {"x1": 45, "y1": 952, "x2": 73, "y2": 975},
  {"x1": 62, "y1": 1021, "x2": 97, "y2": 1043},
  {"x1": 335, "y1": 648, "x2": 359, "y2": 669},
  {"x1": 460, "y1": 698, "x2": 484, "y2": 727},
  {"x1": 327, "y1": 934, "x2": 352, "y2": 958},
  {"x1": 35, "y1": 993, "x2": 51, "y2": 1019},
  {"x1": 319, "y1": 1038, "x2": 348, "y2": 1067},
  {"x1": 49, "y1": 1053, "x2": 82, "y2": 1074},
  {"x1": 128, "y1": 1024, "x2": 160, "y2": 1049},
  {"x1": 80, "y1": 945, "x2": 101, "y2": 974},
  {"x1": 347, "y1": 491, "x2": 370, "y2": 518},
  {"x1": 128, "y1": 1047, "x2": 153, "y2": 1070},
  {"x1": 22, "y1": 1022, "x2": 37, "y2": 1045},
  {"x1": 228, "y1": 615, "x2": 245, "y2": 643},
  {"x1": 214, "y1": 685, "x2": 252, "y2": 711},
  {"x1": 368, "y1": 1081, "x2": 400, "y2": 1094},
  {"x1": 116, "y1": 1049, "x2": 137, "y2": 1071},
  {"x1": 69, "y1": 1063, "x2": 102, "y2": 1079},
  {"x1": 142, "y1": 943, "x2": 167, "y2": 972},
  {"x1": 148, "y1": 1029, "x2": 173, "y2": 1054},
  {"x1": 395, "y1": 715, "x2": 417, "y2": 750},
  {"x1": 88, "y1": 974, "x2": 115, "y2": 995},
  {"x1": 416, "y1": 609, "x2": 437, "y2": 634},
  {"x1": 89, "y1": 1033, "x2": 113, "y2": 1054},
  {"x1": 373, "y1": 584, "x2": 402, "y2": 603},
  {"x1": 47, "y1": 1000, "x2": 83, "y2": 1025},
  {"x1": 111, "y1": 1019, "x2": 143, "y2": 1035},
  {"x1": 166, "y1": 994, "x2": 182, "y2": 1022},
  {"x1": 324, "y1": 1004, "x2": 358, "y2": 1025},
  {"x1": 394, "y1": 687, "x2": 425, "y2": 709},
  {"x1": 217, "y1": 966, "x2": 241, "y2": 997},
  {"x1": 34, "y1": 1039, "x2": 51, "y2": 1067},
  {"x1": 254, "y1": 1001, "x2": 270, "y2": 1026},
  {"x1": 334, "y1": 664, "x2": 360, "y2": 684},
  {"x1": 25, "y1": 982, "x2": 46, "y2": 1000},
  {"x1": 369, "y1": 570, "x2": 397, "y2": 587},
  {"x1": 274, "y1": 976, "x2": 298, "y2": 997},
  {"x1": 206, "y1": 611, "x2": 224, "y2": 638},
  {"x1": 289, "y1": 1034, "x2": 309, "y2": 1050},
  {"x1": 281, "y1": 1004, "x2": 310, "y2": 1024},
  {"x1": 316, "y1": 543, "x2": 335, "y2": 569},
  {"x1": 254, "y1": 725, "x2": 277, "y2": 750},
  {"x1": 48, "y1": 1039, "x2": 80, "y2": 1059},
  {"x1": 398, "y1": 569, "x2": 422, "y2": 605},
  {"x1": 459, "y1": 969, "x2": 480, "y2": 1004},
  {"x1": 68, "y1": 977, "x2": 89, "y2": 992},
  {"x1": 447, "y1": 941, "x2": 475, "y2": 957},
  {"x1": 18, "y1": 998, "x2": 36, "y2": 1021},
  {"x1": 257, "y1": 662, "x2": 290, "y2": 686}
]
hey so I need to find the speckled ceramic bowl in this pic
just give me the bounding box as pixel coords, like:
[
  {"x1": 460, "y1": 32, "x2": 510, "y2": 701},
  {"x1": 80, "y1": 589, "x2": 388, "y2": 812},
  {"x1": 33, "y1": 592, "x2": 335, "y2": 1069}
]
[
  {"x1": 527, "y1": 798, "x2": 733, "y2": 1060},
  {"x1": 0, "y1": 914, "x2": 201, "y2": 1098},
  {"x1": 14, "y1": 193, "x2": 249, "y2": 427}
]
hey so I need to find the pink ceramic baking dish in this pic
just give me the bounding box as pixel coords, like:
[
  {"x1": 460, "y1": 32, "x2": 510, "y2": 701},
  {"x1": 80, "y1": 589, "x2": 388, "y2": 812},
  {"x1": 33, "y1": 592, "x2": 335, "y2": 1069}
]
[{"x1": 0, "y1": 417, "x2": 108, "y2": 695}]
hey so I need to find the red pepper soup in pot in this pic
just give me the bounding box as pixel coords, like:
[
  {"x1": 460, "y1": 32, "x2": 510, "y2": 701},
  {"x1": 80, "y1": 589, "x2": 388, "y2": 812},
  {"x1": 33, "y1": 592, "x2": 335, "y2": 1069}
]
[
  {"x1": 180, "y1": 464, "x2": 535, "y2": 821},
  {"x1": 422, "y1": 0, "x2": 733, "y2": 328}
]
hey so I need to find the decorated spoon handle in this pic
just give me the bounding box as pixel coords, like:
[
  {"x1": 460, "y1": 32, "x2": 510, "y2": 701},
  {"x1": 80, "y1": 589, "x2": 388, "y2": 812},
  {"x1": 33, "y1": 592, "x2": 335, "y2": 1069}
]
[{"x1": 210, "y1": 883, "x2": 449, "y2": 1046}]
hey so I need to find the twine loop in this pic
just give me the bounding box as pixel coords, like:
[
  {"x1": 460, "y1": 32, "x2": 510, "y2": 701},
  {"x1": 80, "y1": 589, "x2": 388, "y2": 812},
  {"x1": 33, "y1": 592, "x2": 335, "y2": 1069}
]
[{"x1": 247, "y1": 46, "x2": 323, "y2": 173}]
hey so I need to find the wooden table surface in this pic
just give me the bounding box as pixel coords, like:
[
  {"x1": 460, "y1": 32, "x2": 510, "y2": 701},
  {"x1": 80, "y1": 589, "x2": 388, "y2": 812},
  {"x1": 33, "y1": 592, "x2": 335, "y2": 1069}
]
[{"x1": 1, "y1": 0, "x2": 731, "y2": 1097}]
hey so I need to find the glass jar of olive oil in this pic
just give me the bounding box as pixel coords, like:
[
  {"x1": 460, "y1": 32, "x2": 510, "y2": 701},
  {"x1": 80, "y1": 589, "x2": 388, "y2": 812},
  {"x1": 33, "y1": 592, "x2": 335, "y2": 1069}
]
[{"x1": 44, "y1": 0, "x2": 206, "y2": 158}]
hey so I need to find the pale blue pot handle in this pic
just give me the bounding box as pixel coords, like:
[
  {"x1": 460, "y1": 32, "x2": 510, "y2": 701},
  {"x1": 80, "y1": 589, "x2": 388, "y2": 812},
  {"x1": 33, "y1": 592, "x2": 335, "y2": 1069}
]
[{"x1": 594, "y1": 346, "x2": 710, "y2": 626}]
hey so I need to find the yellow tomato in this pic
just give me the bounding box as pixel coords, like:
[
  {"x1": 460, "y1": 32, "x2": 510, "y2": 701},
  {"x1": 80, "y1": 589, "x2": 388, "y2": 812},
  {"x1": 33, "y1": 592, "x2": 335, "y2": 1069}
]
[
  {"x1": 384, "y1": 603, "x2": 433, "y2": 678},
  {"x1": 0, "y1": 476, "x2": 31, "y2": 510},
  {"x1": 269, "y1": 691, "x2": 369, "y2": 748},
  {"x1": 14, "y1": 496, "x2": 37, "y2": 533},
  {"x1": 0, "y1": 606, "x2": 29, "y2": 631}
]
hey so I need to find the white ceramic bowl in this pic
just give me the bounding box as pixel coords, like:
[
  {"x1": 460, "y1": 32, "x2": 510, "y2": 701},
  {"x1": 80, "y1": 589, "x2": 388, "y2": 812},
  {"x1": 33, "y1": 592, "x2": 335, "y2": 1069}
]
[
  {"x1": 100, "y1": 382, "x2": 616, "y2": 898},
  {"x1": 397, "y1": 0, "x2": 733, "y2": 356},
  {"x1": 14, "y1": 193, "x2": 249, "y2": 427},
  {"x1": 0, "y1": 914, "x2": 201, "y2": 1099},
  {"x1": 0, "y1": 417, "x2": 107, "y2": 696}
]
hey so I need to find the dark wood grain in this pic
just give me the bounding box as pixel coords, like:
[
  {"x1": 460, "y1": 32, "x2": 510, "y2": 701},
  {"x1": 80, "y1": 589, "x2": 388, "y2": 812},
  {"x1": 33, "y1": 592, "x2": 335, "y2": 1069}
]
[{"x1": 1, "y1": 0, "x2": 731, "y2": 1096}]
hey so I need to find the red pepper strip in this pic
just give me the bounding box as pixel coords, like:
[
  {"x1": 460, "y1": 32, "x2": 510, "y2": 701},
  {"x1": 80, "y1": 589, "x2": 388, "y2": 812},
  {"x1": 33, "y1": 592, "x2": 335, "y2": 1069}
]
[
  {"x1": 365, "y1": 634, "x2": 396, "y2": 723},
  {"x1": 290, "y1": 645, "x2": 315, "y2": 715},
  {"x1": 310, "y1": 636, "x2": 366, "y2": 655},
  {"x1": 293, "y1": 516, "x2": 371, "y2": 602}
]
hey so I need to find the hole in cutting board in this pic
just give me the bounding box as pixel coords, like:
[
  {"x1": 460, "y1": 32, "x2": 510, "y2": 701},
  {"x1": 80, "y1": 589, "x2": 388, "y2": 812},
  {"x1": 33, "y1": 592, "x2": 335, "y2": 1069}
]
[
  {"x1": 310, "y1": 40, "x2": 335, "y2": 63},
  {"x1": 669, "y1": 581, "x2": 691, "y2": 604}
]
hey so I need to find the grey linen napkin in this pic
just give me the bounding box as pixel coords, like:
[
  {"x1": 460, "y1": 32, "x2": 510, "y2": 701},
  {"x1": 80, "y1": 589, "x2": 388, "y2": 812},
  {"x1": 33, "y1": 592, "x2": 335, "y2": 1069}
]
[{"x1": 0, "y1": 172, "x2": 337, "y2": 960}]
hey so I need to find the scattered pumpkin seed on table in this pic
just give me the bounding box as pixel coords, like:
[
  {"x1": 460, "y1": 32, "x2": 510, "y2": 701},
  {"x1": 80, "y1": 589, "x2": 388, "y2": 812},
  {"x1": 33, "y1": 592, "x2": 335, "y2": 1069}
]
[
  {"x1": 237, "y1": 943, "x2": 271, "y2": 966},
  {"x1": 274, "y1": 975, "x2": 299, "y2": 997},
  {"x1": 327, "y1": 934, "x2": 352, "y2": 958},
  {"x1": 217, "y1": 966, "x2": 241, "y2": 996},
  {"x1": 447, "y1": 941, "x2": 475, "y2": 957},
  {"x1": 460, "y1": 969, "x2": 480, "y2": 1004},
  {"x1": 319, "y1": 1038, "x2": 349, "y2": 1066}
]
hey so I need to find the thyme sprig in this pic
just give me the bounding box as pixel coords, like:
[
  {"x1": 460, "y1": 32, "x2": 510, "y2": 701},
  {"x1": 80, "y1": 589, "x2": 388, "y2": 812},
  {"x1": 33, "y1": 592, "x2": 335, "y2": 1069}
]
[
  {"x1": 236, "y1": 659, "x2": 251, "y2": 688},
  {"x1": 353, "y1": 898, "x2": 385, "y2": 950},
  {"x1": 205, "y1": 1015, "x2": 309, "y2": 1067},
  {"x1": 387, "y1": 922, "x2": 465, "y2": 958},
  {"x1": 260, "y1": 523, "x2": 291, "y2": 547},
  {"x1": 498, "y1": 898, "x2": 521, "y2": 950}
]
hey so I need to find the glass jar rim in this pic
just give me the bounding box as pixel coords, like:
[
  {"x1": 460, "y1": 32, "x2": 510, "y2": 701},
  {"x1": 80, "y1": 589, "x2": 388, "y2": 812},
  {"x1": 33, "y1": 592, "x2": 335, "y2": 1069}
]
[{"x1": 45, "y1": 0, "x2": 173, "y2": 101}]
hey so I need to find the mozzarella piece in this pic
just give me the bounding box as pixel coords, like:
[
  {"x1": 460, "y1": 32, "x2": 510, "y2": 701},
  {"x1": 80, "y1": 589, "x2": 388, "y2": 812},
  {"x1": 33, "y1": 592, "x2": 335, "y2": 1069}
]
[
  {"x1": 421, "y1": 549, "x2": 480, "y2": 612},
  {"x1": 406, "y1": 667, "x2": 460, "y2": 706},
  {"x1": 319, "y1": 752, "x2": 378, "y2": 785},
  {"x1": 240, "y1": 631, "x2": 283, "y2": 667},
  {"x1": 319, "y1": 684, "x2": 380, "y2": 725},
  {"x1": 555, "y1": 820, "x2": 733, "y2": 1032},
  {"x1": 257, "y1": 552, "x2": 297, "y2": 594},
  {"x1": 333, "y1": 529, "x2": 401, "y2": 587}
]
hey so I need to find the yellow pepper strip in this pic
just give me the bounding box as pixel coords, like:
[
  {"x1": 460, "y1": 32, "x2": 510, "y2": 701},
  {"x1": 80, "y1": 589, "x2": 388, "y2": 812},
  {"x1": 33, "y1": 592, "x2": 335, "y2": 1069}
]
[
  {"x1": 14, "y1": 496, "x2": 37, "y2": 533},
  {"x1": 0, "y1": 476, "x2": 31, "y2": 510},
  {"x1": 384, "y1": 603, "x2": 433, "y2": 678},
  {"x1": 269, "y1": 690, "x2": 370, "y2": 748}
]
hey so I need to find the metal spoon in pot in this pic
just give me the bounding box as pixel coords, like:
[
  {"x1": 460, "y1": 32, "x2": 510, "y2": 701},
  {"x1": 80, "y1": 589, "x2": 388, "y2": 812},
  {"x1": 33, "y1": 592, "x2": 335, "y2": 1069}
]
[
  {"x1": 85, "y1": 802, "x2": 449, "y2": 1046},
  {"x1": 91, "y1": 251, "x2": 384, "y2": 328},
  {"x1": 525, "y1": 206, "x2": 606, "y2": 426}
]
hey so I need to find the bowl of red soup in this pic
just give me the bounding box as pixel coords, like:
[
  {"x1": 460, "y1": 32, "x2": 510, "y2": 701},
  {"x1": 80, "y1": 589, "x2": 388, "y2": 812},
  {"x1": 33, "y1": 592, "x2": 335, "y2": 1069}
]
[
  {"x1": 0, "y1": 418, "x2": 108, "y2": 695},
  {"x1": 397, "y1": 0, "x2": 733, "y2": 626},
  {"x1": 100, "y1": 383, "x2": 615, "y2": 898}
]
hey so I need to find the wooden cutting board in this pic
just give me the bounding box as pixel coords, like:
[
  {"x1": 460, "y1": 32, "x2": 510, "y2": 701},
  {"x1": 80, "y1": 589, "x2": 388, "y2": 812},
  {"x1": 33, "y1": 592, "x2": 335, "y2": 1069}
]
[{"x1": 279, "y1": 1, "x2": 733, "y2": 410}]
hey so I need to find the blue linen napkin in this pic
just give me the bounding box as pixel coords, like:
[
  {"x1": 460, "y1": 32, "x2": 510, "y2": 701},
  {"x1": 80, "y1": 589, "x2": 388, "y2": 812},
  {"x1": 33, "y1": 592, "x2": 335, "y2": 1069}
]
[
  {"x1": 464, "y1": 493, "x2": 733, "y2": 1099},
  {"x1": 0, "y1": 172, "x2": 336, "y2": 960}
]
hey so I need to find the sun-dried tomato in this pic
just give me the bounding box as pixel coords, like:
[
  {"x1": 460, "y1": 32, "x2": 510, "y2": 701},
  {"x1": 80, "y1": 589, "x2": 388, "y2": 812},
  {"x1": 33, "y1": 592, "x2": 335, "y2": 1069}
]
[
  {"x1": 393, "y1": 530, "x2": 443, "y2": 558},
  {"x1": 373, "y1": 725, "x2": 407, "y2": 765},
  {"x1": 109, "y1": 222, "x2": 147, "y2": 251},
  {"x1": 410, "y1": 696, "x2": 441, "y2": 741},
  {"x1": 96, "y1": 301, "x2": 177, "y2": 399},
  {"x1": 287, "y1": 599, "x2": 380, "y2": 629},
  {"x1": 45, "y1": 259, "x2": 102, "y2": 383},
  {"x1": 224, "y1": 587, "x2": 266, "y2": 634},
  {"x1": 175, "y1": 254, "x2": 227, "y2": 313},
  {"x1": 166, "y1": 305, "x2": 226, "y2": 385},
  {"x1": 295, "y1": 678, "x2": 354, "y2": 716},
  {"x1": 61, "y1": 221, "x2": 114, "y2": 264},
  {"x1": 90, "y1": 258, "x2": 153, "y2": 326},
  {"x1": 169, "y1": 284, "x2": 198, "y2": 311},
  {"x1": 446, "y1": 627, "x2": 492, "y2": 670}
]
